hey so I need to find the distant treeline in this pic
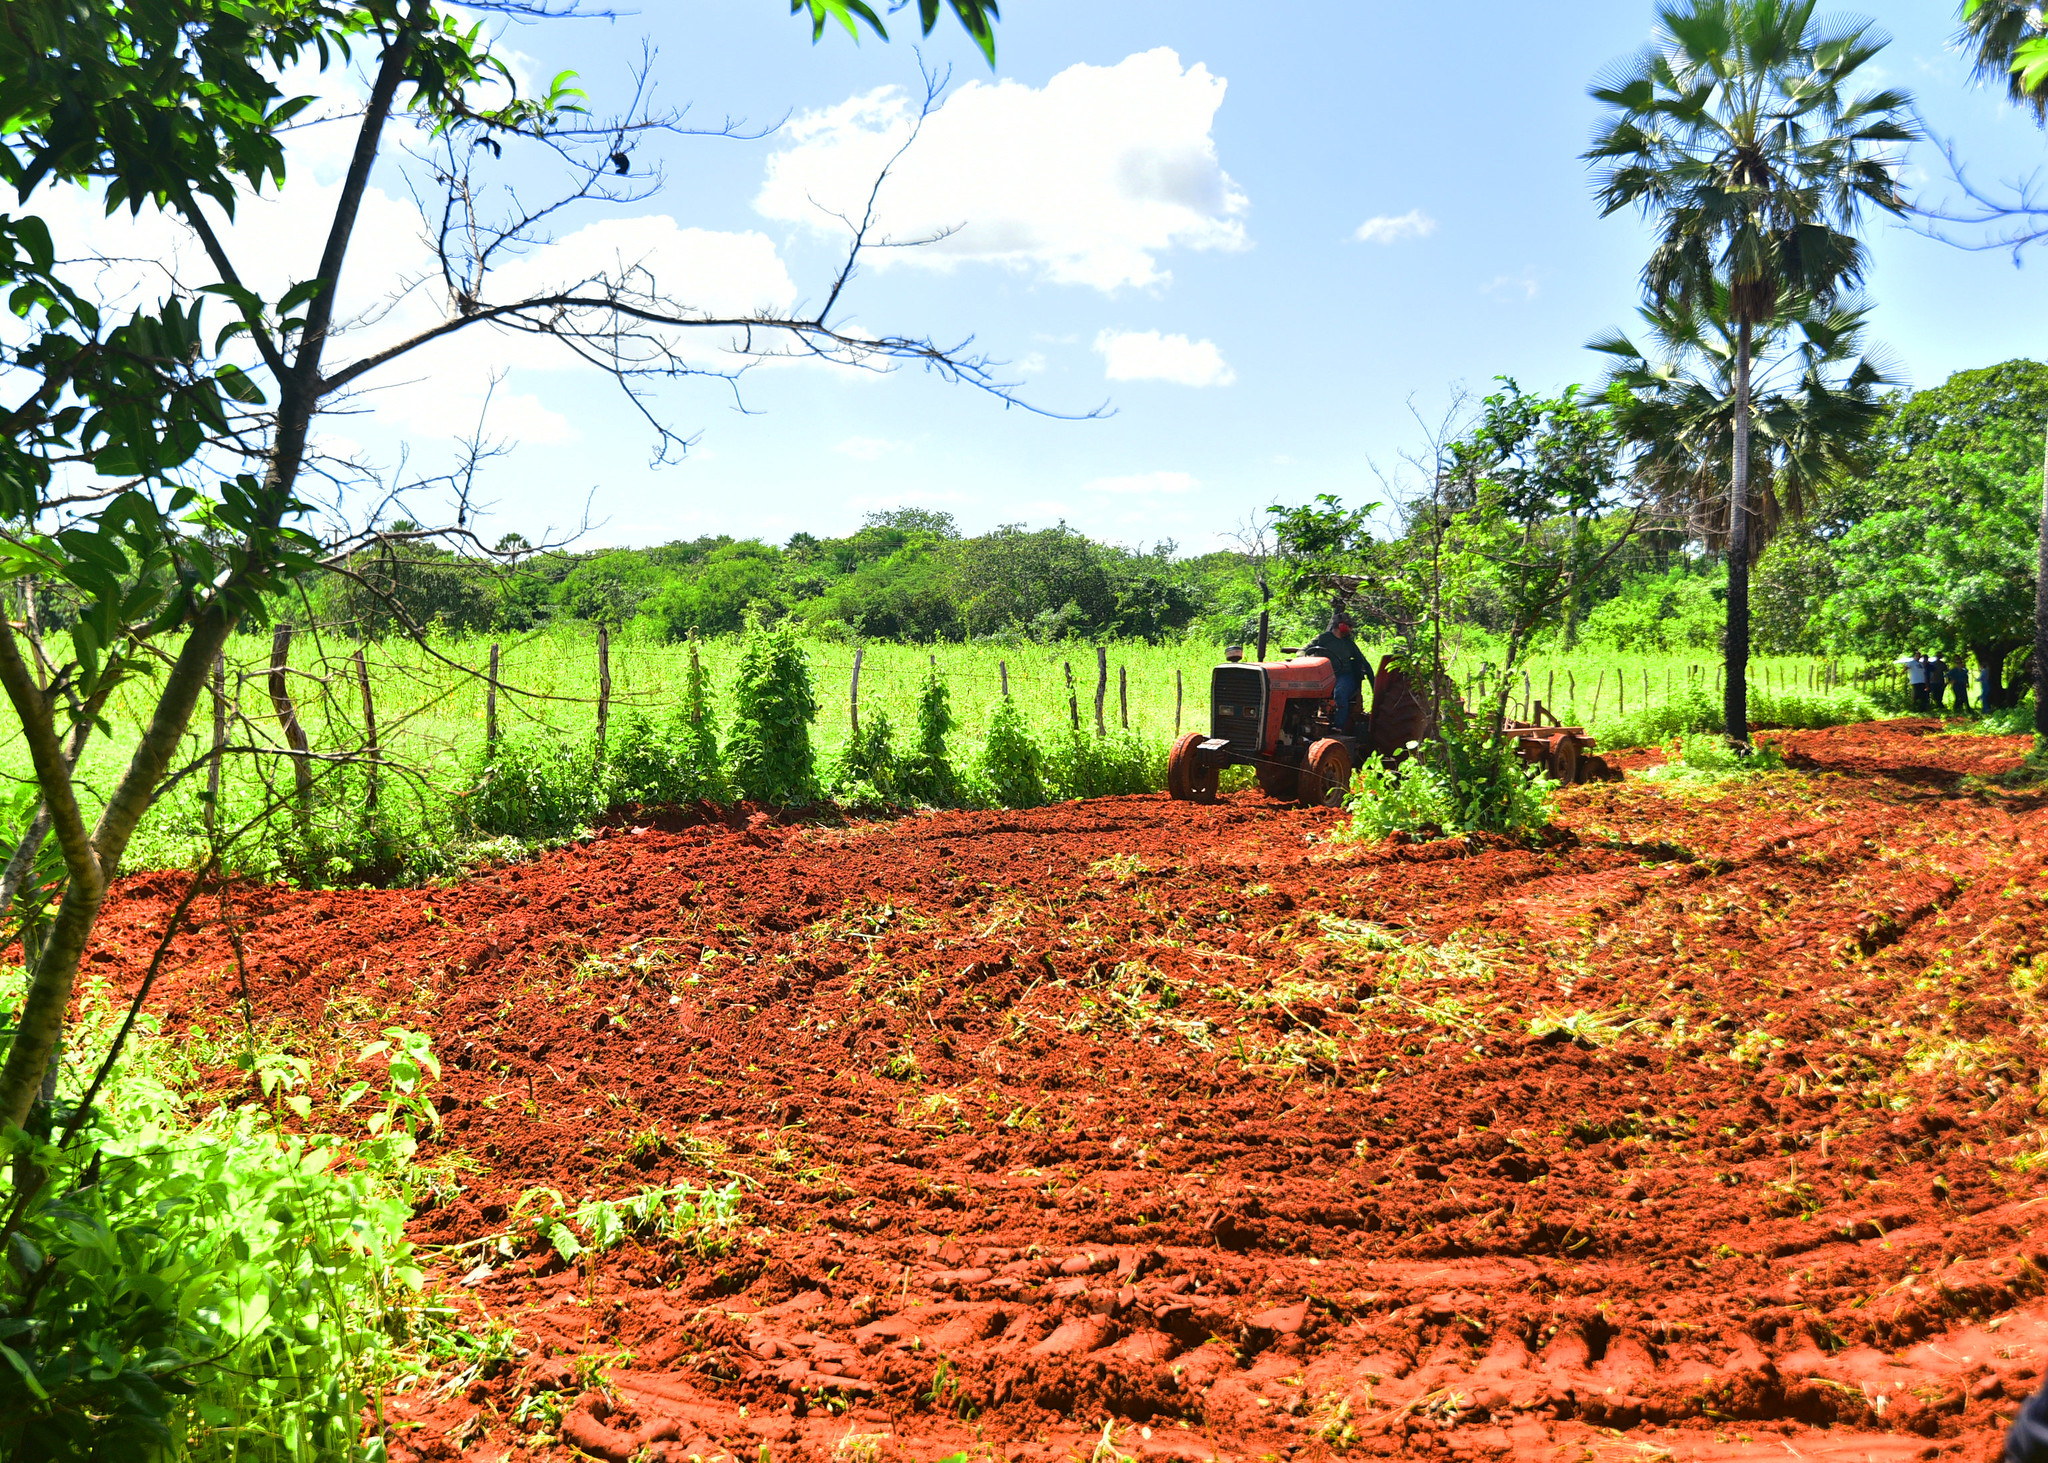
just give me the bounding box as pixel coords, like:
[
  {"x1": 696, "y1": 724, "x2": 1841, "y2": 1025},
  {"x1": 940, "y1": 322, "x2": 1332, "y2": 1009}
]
[
  {"x1": 317, "y1": 505, "x2": 1770, "y2": 652},
  {"x1": 319, "y1": 509, "x2": 1279, "y2": 645}
]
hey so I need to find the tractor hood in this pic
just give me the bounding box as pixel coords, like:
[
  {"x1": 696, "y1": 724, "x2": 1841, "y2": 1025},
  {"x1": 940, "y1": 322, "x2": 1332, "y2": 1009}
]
[{"x1": 1259, "y1": 657, "x2": 1335, "y2": 695}]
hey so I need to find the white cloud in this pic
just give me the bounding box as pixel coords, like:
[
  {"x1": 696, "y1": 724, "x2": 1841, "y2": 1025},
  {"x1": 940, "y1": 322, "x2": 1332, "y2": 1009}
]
[
  {"x1": 756, "y1": 49, "x2": 1247, "y2": 292},
  {"x1": 1086, "y1": 470, "x2": 1198, "y2": 496},
  {"x1": 1093, "y1": 329, "x2": 1234, "y2": 387},
  {"x1": 834, "y1": 435, "x2": 902, "y2": 461},
  {"x1": 1354, "y1": 209, "x2": 1437, "y2": 245},
  {"x1": 1483, "y1": 270, "x2": 1540, "y2": 300}
]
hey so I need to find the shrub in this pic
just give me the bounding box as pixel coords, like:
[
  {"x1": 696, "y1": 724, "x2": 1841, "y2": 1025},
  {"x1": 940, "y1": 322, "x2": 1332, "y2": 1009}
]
[
  {"x1": 0, "y1": 1004, "x2": 434, "y2": 1460},
  {"x1": 1967, "y1": 694, "x2": 2036, "y2": 737},
  {"x1": 830, "y1": 709, "x2": 900, "y2": 809},
  {"x1": 898, "y1": 665, "x2": 959, "y2": 805},
  {"x1": 1599, "y1": 684, "x2": 1875, "y2": 748},
  {"x1": 462, "y1": 728, "x2": 599, "y2": 837},
  {"x1": 724, "y1": 620, "x2": 820, "y2": 805},
  {"x1": 1597, "y1": 686, "x2": 1721, "y2": 749},
  {"x1": 1643, "y1": 731, "x2": 1786, "y2": 782},
  {"x1": 1334, "y1": 724, "x2": 1557, "y2": 843},
  {"x1": 1750, "y1": 688, "x2": 1877, "y2": 730},
  {"x1": 974, "y1": 695, "x2": 1046, "y2": 808},
  {"x1": 604, "y1": 707, "x2": 721, "y2": 808},
  {"x1": 1039, "y1": 728, "x2": 1162, "y2": 801},
  {"x1": 604, "y1": 637, "x2": 724, "y2": 808}
]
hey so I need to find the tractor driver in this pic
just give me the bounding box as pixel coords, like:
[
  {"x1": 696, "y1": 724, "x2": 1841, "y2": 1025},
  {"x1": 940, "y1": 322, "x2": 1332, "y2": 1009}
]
[{"x1": 1305, "y1": 610, "x2": 1370, "y2": 735}]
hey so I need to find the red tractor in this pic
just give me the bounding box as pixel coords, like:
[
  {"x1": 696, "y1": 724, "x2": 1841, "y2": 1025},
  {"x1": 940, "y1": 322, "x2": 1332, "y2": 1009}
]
[
  {"x1": 1167, "y1": 651, "x2": 1619, "y2": 806},
  {"x1": 1167, "y1": 651, "x2": 1435, "y2": 807}
]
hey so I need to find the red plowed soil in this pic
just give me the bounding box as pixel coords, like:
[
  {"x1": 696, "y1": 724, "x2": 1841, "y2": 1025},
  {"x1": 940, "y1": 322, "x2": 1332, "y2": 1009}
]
[{"x1": 87, "y1": 719, "x2": 2048, "y2": 1463}]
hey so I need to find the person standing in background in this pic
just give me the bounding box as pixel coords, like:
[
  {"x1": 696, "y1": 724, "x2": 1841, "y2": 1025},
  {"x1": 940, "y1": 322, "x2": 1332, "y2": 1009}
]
[
  {"x1": 1947, "y1": 655, "x2": 1971, "y2": 715},
  {"x1": 1907, "y1": 652, "x2": 1930, "y2": 712},
  {"x1": 1928, "y1": 653, "x2": 1949, "y2": 712}
]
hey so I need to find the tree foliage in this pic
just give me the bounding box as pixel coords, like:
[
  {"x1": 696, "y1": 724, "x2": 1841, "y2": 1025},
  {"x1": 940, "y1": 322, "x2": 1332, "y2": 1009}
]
[{"x1": 1813, "y1": 359, "x2": 2048, "y2": 705}]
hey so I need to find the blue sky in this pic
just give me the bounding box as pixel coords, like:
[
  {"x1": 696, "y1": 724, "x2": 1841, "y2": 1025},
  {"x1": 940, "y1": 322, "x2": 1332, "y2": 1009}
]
[{"x1": 58, "y1": 1, "x2": 2048, "y2": 552}]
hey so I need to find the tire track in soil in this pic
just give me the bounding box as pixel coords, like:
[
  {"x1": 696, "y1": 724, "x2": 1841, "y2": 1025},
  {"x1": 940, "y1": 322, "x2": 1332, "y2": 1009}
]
[{"x1": 78, "y1": 720, "x2": 2048, "y2": 1463}]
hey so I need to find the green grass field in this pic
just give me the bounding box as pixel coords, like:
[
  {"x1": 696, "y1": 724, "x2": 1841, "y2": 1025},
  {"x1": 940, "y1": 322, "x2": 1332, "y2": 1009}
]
[{"x1": 15, "y1": 623, "x2": 1893, "y2": 879}]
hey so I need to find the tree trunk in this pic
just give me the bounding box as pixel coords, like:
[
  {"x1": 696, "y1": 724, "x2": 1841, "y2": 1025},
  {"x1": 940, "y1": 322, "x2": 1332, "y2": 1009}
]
[
  {"x1": 2036, "y1": 430, "x2": 2048, "y2": 738},
  {"x1": 0, "y1": 5, "x2": 436, "y2": 1134},
  {"x1": 1971, "y1": 642, "x2": 2021, "y2": 710},
  {"x1": 1725, "y1": 320, "x2": 1754, "y2": 746}
]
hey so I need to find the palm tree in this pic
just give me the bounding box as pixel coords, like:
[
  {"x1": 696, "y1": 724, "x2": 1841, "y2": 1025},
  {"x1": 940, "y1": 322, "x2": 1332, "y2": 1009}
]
[
  {"x1": 1592, "y1": 287, "x2": 1894, "y2": 569},
  {"x1": 1586, "y1": 0, "x2": 1914, "y2": 744}
]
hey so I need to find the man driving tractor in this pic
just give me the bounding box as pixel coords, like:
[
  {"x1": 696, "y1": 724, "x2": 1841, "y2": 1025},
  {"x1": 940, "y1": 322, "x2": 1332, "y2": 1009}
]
[{"x1": 1303, "y1": 609, "x2": 1370, "y2": 733}]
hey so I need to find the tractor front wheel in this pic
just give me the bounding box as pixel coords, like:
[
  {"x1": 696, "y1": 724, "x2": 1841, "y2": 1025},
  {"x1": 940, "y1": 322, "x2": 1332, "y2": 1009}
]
[
  {"x1": 1167, "y1": 732, "x2": 1219, "y2": 803},
  {"x1": 1300, "y1": 738, "x2": 1354, "y2": 808}
]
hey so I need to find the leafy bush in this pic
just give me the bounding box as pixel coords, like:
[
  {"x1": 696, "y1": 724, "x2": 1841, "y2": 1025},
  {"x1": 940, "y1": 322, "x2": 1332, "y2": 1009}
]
[
  {"x1": 1597, "y1": 686, "x2": 1721, "y2": 748},
  {"x1": 898, "y1": 665, "x2": 959, "y2": 805},
  {"x1": 0, "y1": 1005, "x2": 435, "y2": 1460},
  {"x1": 1967, "y1": 693, "x2": 2037, "y2": 737},
  {"x1": 1578, "y1": 568, "x2": 1725, "y2": 651},
  {"x1": 830, "y1": 709, "x2": 900, "y2": 809},
  {"x1": 462, "y1": 727, "x2": 599, "y2": 837},
  {"x1": 974, "y1": 695, "x2": 1046, "y2": 808},
  {"x1": 1643, "y1": 731, "x2": 1786, "y2": 782},
  {"x1": 1751, "y1": 688, "x2": 1877, "y2": 729},
  {"x1": 724, "y1": 620, "x2": 820, "y2": 805},
  {"x1": 604, "y1": 702, "x2": 723, "y2": 809},
  {"x1": 1039, "y1": 729, "x2": 1163, "y2": 801},
  {"x1": 1334, "y1": 721, "x2": 1557, "y2": 843},
  {"x1": 1599, "y1": 684, "x2": 1874, "y2": 748}
]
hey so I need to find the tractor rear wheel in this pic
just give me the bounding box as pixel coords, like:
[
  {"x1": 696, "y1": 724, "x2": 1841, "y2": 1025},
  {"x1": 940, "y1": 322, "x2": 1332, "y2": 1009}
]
[
  {"x1": 1167, "y1": 732, "x2": 1219, "y2": 803},
  {"x1": 1254, "y1": 760, "x2": 1299, "y2": 801},
  {"x1": 1300, "y1": 738, "x2": 1354, "y2": 807}
]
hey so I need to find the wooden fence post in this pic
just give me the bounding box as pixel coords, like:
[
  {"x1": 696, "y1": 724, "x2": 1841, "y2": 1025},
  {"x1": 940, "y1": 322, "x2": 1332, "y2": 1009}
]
[
  {"x1": 596, "y1": 623, "x2": 611, "y2": 763},
  {"x1": 1619, "y1": 671, "x2": 1626, "y2": 717},
  {"x1": 850, "y1": 643, "x2": 865, "y2": 737},
  {"x1": 355, "y1": 647, "x2": 381, "y2": 812},
  {"x1": 1175, "y1": 669, "x2": 1183, "y2": 733},
  {"x1": 268, "y1": 624, "x2": 313, "y2": 841},
  {"x1": 1546, "y1": 669, "x2": 1554, "y2": 712},
  {"x1": 1064, "y1": 661, "x2": 1080, "y2": 731},
  {"x1": 1567, "y1": 670, "x2": 1576, "y2": 717},
  {"x1": 1094, "y1": 646, "x2": 1107, "y2": 735},
  {"x1": 486, "y1": 641, "x2": 500, "y2": 751},
  {"x1": 999, "y1": 659, "x2": 1009, "y2": 698},
  {"x1": 205, "y1": 652, "x2": 226, "y2": 837},
  {"x1": 1119, "y1": 665, "x2": 1129, "y2": 730},
  {"x1": 1591, "y1": 669, "x2": 1603, "y2": 724},
  {"x1": 1256, "y1": 608, "x2": 1270, "y2": 663}
]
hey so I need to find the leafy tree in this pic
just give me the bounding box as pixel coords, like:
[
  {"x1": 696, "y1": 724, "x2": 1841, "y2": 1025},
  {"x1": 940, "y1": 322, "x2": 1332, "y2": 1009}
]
[
  {"x1": 1950, "y1": 0, "x2": 2048, "y2": 736},
  {"x1": 1814, "y1": 360, "x2": 2048, "y2": 707},
  {"x1": 0, "y1": 0, "x2": 1006, "y2": 1143},
  {"x1": 638, "y1": 540, "x2": 784, "y2": 637},
  {"x1": 555, "y1": 548, "x2": 675, "y2": 627},
  {"x1": 952, "y1": 524, "x2": 1120, "y2": 639},
  {"x1": 322, "y1": 532, "x2": 500, "y2": 637},
  {"x1": 1587, "y1": 0, "x2": 1914, "y2": 744}
]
